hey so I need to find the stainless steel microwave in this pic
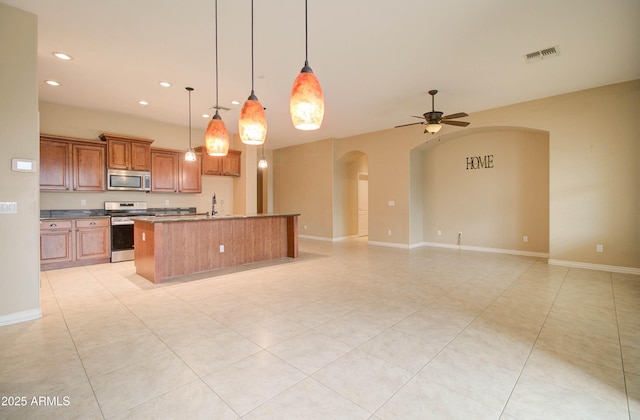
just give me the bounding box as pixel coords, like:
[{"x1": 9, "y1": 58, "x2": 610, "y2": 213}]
[{"x1": 107, "y1": 169, "x2": 151, "y2": 192}]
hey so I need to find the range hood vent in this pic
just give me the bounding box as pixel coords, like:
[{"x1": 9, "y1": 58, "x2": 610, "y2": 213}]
[{"x1": 524, "y1": 45, "x2": 560, "y2": 63}]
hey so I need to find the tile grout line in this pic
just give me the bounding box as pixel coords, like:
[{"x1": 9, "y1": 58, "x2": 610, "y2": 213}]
[
  {"x1": 496, "y1": 263, "x2": 569, "y2": 419},
  {"x1": 46, "y1": 267, "x2": 108, "y2": 419},
  {"x1": 611, "y1": 273, "x2": 632, "y2": 419}
]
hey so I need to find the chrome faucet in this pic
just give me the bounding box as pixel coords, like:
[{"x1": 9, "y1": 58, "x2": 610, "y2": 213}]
[{"x1": 211, "y1": 193, "x2": 218, "y2": 216}]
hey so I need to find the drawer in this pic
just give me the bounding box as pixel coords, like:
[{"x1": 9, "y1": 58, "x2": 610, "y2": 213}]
[
  {"x1": 40, "y1": 220, "x2": 72, "y2": 230},
  {"x1": 76, "y1": 219, "x2": 110, "y2": 228}
]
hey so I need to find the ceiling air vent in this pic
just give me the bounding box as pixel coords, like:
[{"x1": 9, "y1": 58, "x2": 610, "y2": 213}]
[{"x1": 524, "y1": 45, "x2": 560, "y2": 63}]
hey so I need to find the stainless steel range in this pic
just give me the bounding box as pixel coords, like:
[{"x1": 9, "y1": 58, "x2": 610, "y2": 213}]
[
  {"x1": 104, "y1": 201, "x2": 152, "y2": 262},
  {"x1": 104, "y1": 201, "x2": 199, "y2": 262}
]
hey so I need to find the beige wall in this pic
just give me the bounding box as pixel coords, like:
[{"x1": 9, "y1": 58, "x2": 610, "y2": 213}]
[
  {"x1": 38, "y1": 102, "x2": 235, "y2": 215},
  {"x1": 0, "y1": 4, "x2": 41, "y2": 325},
  {"x1": 420, "y1": 129, "x2": 549, "y2": 253},
  {"x1": 273, "y1": 139, "x2": 335, "y2": 238},
  {"x1": 273, "y1": 80, "x2": 640, "y2": 271}
]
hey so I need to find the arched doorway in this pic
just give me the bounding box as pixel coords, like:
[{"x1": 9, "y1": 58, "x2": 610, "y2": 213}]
[{"x1": 335, "y1": 151, "x2": 369, "y2": 240}]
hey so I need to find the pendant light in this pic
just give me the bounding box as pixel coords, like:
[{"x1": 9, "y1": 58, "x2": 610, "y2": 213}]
[
  {"x1": 258, "y1": 144, "x2": 268, "y2": 169},
  {"x1": 204, "y1": 0, "x2": 230, "y2": 156},
  {"x1": 290, "y1": 0, "x2": 324, "y2": 130},
  {"x1": 239, "y1": 0, "x2": 267, "y2": 145},
  {"x1": 184, "y1": 87, "x2": 197, "y2": 162}
]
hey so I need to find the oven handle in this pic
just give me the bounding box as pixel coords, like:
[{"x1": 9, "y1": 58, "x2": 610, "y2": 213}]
[{"x1": 110, "y1": 220, "x2": 135, "y2": 226}]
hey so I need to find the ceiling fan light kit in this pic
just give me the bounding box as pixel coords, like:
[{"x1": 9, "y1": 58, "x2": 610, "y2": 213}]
[
  {"x1": 205, "y1": 0, "x2": 230, "y2": 157},
  {"x1": 290, "y1": 0, "x2": 324, "y2": 131},
  {"x1": 395, "y1": 89, "x2": 470, "y2": 134}
]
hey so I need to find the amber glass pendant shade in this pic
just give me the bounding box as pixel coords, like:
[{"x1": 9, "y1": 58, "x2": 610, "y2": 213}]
[
  {"x1": 290, "y1": 65, "x2": 324, "y2": 130},
  {"x1": 204, "y1": 112, "x2": 229, "y2": 156},
  {"x1": 239, "y1": 92, "x2": 267, "y2": 145}
]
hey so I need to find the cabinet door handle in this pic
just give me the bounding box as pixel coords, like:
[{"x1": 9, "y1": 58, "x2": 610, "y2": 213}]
[
  {"x1": 90, "y1": 222, "x2": 96, "y2": 226},
  {"x1": 49, "y1": 223, "x2": 57, "y2": 228}
]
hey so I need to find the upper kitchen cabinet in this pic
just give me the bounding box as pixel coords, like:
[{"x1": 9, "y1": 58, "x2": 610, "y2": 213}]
[
  {"x1": 196, "y1": 147, "x2": 242, "y2": 177},
  {"x1": 40, "y1": 135, "x2": 106, "y2": 192},
  {"x1": 150, "y1": 148, "x2": 201, "y2": 193},
  {"x1": 99, "y1": 133, "x2": 153, "y2": 171}
]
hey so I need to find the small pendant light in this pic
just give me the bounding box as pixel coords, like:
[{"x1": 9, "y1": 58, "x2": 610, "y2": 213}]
[
  {"x1": 290, "y1": 0, "x2": 324, "y2": 130},
  {"x1": 258, "y1": 144, "x2": 268, "y2": 169},
  {"x1": 184, "y1": 87, "x2": 197, "y2": 162},
  {"x1": 239, "y1": 0, "x2": 267, "y2": 145},
  {"x1": 205, "y1": 0, "x2": 230, "y2": 156}
]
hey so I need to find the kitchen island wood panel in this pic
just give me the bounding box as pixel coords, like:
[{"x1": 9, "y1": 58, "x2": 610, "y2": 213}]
[{"x1": 134, "y1": 214, "x2": 299, "y2": 283}]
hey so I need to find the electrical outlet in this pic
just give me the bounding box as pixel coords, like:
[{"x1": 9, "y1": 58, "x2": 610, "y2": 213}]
[
  {"x1": 388, "y1": 229, "x2": 392, "y2": 236},
  {"x1": 220, "y1": 245, "x2": 225, "y2": 253},
  {"x1": 388, "y1": 200, "x2": 395, "y2": 206},
  {"x1": 80, "y1": 199, "x2": 86, "y2": 206},
  {"x1": 437, "y1": 230, "x2": 442, "y2": 236},
  {"x1": 165, "y1": 199, "x2": 170, "y2": 205},
  {"x1": 596, "y1": 244, "x2": 603, "y2": 252},
  {"x1": 523, "y1": 235, "x2": 529, "y2": 243}
]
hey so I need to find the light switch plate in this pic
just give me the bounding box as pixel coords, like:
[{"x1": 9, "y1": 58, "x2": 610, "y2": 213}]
[{"x1": 0, "y1": 202, "x2": 18, "y2": 214}]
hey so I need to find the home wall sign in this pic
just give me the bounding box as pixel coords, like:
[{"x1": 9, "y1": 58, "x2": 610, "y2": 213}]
[{"x1": 466, "y1": 155, "x2": 494, "y2": 170}]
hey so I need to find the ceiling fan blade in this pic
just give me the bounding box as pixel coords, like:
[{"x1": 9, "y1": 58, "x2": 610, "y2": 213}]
[
  {"x1": 442, "y1": 120, "x2": 470, "y2": 127},
  {"x1": 411, "y1": 115, "x2": 426, "y2": 119},
  {"x1": 395, "y1": 122, "x2": 424, "y2": 128},
  {"x1": 442, "y1": 112, "x2": 469, "y2": 120}
]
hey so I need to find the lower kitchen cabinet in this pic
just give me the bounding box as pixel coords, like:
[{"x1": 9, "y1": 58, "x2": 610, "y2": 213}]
[
  {"x1": 40, "y1": 220, "x2": 73, "y2": 265},
  {"x1": 40, "y1": 218, "x2": 111, "y2": 270},
  {"x1": 76, "y1": 219, "x2": 111, "y2": 261}
]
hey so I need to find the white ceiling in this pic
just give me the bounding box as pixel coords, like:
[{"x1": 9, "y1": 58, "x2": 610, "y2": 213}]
[{"x1": 4, "y1": 0, "x2": 640, "y2": 149}]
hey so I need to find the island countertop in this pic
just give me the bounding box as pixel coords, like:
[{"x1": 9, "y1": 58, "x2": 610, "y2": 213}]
[
  {"x1": 135, "y1": 213, "x2": 300, "y2": 223},
  {"x1": 133, "y1": 213, "x2": 299, "y2": 283}
]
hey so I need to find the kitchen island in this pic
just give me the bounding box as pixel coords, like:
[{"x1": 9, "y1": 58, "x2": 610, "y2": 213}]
[{"x1": 133, "y1": 214, "x2": 299, "y2": 283}]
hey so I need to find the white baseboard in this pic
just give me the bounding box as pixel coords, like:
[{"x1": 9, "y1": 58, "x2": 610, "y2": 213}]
[
  {"x1": 299, "y1": 234, "x2": 334, "y2": 242},
  {"x1": 415, "y1": 242, "x2": 549, "y2": 258},
  {"x1": 368, "y1": 241, "x2": 411, "y2": 249},
  {"x1": 299, "y1": 234, "x2": 361, "y2": 243},
  {"x1": 0, "y1": 308, "x2": 42, "y2": 327},
  {"x1": 548, "y1": 259, "x2": 640, "y2": 275}
]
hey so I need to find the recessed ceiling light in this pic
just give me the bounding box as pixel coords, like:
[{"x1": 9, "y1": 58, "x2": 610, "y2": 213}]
[
  {"x1": 53, "y1": 52, "x2": 72, "y2": 60},
  {"x1": 45, "y1": 80, "x2": 61, "y2": 86},
  {"x1": 138, "y1": 100, "x2": 149, "y2": 106},
  {"x1": 230, "y1": 100, "x2": 240, "y2": 105},
  {"x1": 202, "y1": 113, "x2": 211, "y2": 118},
  {"x1": 159, "y1": 81, "x2": 171, "y2": 87}
]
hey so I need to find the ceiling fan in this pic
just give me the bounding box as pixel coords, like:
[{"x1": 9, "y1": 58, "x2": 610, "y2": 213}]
[{"x1": 395, "y1": 90, "x2": 470, "y2": 134}]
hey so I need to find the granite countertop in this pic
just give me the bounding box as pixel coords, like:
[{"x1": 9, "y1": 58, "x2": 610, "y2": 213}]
[
  {"x1": 40, "y1": 209, "x2": 108, "y2": 220},
  {"x1": 134, "y1": 213, "x2": 300, "y2": 223}
]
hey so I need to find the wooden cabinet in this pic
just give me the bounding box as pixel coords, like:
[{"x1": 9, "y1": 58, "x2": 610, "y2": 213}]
[
  {"x1": 40, "y1": 218, "x2": 111, "y2": 270},
  {"x1": 151, "y1": 148, "x2": 201, "y2": 193},
  {"x1": 76, "y1": 219, "x2": 110, "y2": 261},
  {"x1": 40, "y1": 220, "x2": 73, "y2": 265},
  {"x1": 179, "y1": 152, "x2": 202, "y2": 193},
  {"x1": 196, "y1": 147, "x2": 242, "y2": 177},
  {"x1": 223, "y1": 150, "x2": 242, "y2": 177},
  {"x1": 40, "y1": 135, "x2": 105, "y2": 192},
  {"x1": 40, "y1": 139, "x2": 71, "y2": 190},
  {"x1": 73, "y1": 144, "x2": 106, "y2": 191},
  {"x1": 100, "y1": 133, "x2": 153, "y2": 171}
]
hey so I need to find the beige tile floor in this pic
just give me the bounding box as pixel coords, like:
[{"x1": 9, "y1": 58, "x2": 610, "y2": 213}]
[{"x1": 1, "y1": 238, "x2": 638, "y2": 419}]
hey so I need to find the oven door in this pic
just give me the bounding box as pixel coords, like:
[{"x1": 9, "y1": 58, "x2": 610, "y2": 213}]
[{"x1": 110, "y1": 221, "x2": 135, "y2": 262}]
